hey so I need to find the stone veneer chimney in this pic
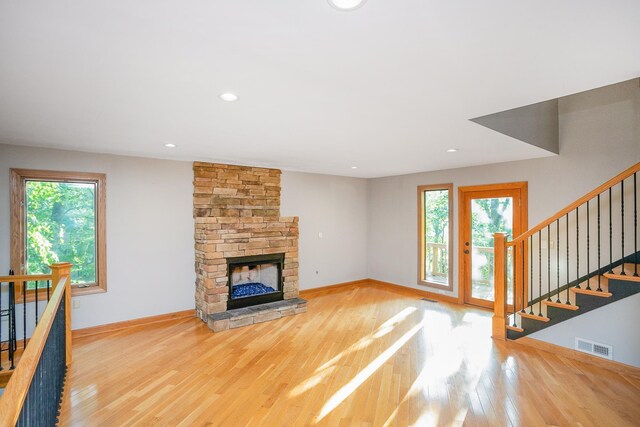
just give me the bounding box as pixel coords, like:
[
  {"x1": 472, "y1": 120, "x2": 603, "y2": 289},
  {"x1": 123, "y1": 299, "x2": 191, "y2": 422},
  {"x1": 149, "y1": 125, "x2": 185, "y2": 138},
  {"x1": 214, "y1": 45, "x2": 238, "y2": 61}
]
[{"x1": 193, "y1": 162, "x2": 299, "y2": 321}]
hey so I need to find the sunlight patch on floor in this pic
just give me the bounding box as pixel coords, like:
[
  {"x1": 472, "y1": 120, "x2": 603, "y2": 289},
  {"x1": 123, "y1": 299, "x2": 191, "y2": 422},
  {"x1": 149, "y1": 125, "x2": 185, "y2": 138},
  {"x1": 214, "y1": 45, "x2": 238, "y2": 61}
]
[
  {"x1": 382, "y1": 307, "x2": 493, "y2": 426},
  {"x1": 453, "y1": 407, "x2": 470, "y2": 426},
  {"x1": 315, "y1": 321, "x2": 424, "y2": 422},
  {"x1": 411, "y1": 408, "x2": 440, "y2": 427},
  {"x1": 288, "y1": 366, "x2": 336, "y2": 397},
  {"x1": 288, "y1": 306, "x2": 416, "y2": 398},
  {"x1": 372, "y1": 306, "x2": 417, "y2": 339},
  {"x1": 317, "y1": 306, "x2": 416, "y2": 372}
]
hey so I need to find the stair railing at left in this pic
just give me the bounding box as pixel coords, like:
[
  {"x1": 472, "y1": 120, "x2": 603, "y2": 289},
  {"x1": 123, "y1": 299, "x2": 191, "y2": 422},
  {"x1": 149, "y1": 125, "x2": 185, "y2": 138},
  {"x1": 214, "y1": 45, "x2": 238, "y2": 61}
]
[{"x1": 0, "y1": 263, "x2": 73, "y2": 427}]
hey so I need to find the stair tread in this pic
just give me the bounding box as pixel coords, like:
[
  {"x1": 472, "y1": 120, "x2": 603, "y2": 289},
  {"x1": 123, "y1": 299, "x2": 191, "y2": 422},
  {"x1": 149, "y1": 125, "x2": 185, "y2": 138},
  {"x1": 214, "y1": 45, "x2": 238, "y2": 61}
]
[
  {"x1": 604, "y1": 272, "x2": 640, "y2": 283},
  {"x1": 570, "y1": 287, "x2": 612, "y2": 297},
  {"x1": 542, "y1": 300, "x2": 580, "y2": 310},
  {"x1": 518, "y1": 311, "x2": 550, "y2": 322},
  {"x1": 519, "y1": 300, "x2": 551, "y2": 319},
  {"x1": 506, "y1": 325, "x2": 524, "y2": 333}
]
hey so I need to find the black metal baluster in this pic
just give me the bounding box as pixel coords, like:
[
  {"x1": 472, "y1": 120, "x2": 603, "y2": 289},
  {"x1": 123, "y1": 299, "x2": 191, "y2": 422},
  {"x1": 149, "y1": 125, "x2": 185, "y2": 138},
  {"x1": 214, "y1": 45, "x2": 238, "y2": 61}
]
[
  {"x1": 47, "y1": 279, "x2": 51, "y2": 301},
  {"x1": 586, "y1": 201, "x2": 591, "y2": 290},
  {"x1": 597, "y1": 194, "x2": 602, "y2": 292},
  {"x1": 621, "y1": 180, "x2": 626, "y2": 275},
  {"x1": 634, "y1": 173, "x2": 638, "y2": 277},
  {"x1": 609, "y1": 187, "x2": 613, "y2": 273},
  {"x1": 575, "y1": 207, "x2": 580, "y2": 288},
  {"x1": 521, "y1": 240, "x2": 526, "y2": 313},
  {"x1": 529, "y1": 235, "x2": 534, "y2": 315},
  {"x1": 556, "y1": 219, "x2": 561, "y2": 302},
  {"x1": 10, "y1": 278, "x2": 17, "y2": 369},
  {"x1": 35, "y1": 280, "x2": 39, "y2": 326},
  {"x1": 566, "y1": 214, "x2": 571, "y2": 304},
  {"x1": 8, "y1": 280, "x2": 16, "y2": 370},
  {"x1": 547, "y1": 226, "x2": 551, "y2": 301},
  {"x1": 538, "y1": 230, "x2": 543, "y2": 316}
]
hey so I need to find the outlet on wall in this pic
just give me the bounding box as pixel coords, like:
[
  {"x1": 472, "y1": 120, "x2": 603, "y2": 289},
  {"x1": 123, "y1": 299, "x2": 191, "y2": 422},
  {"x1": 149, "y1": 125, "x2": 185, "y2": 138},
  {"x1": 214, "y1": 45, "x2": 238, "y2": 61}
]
[{"x1": 73, "y1": 299, "x2": 80, "y2": 309}]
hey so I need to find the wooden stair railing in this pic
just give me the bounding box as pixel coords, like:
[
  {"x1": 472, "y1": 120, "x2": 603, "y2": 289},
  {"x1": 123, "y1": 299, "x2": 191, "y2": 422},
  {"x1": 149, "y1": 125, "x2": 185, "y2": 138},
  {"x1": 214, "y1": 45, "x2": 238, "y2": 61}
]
[
  {"x1": 0, "y1": 263, "x2": 73, "y2": 427},
  {"x1": 493, "y1": 162, "x2": 640, "y2": 340}
]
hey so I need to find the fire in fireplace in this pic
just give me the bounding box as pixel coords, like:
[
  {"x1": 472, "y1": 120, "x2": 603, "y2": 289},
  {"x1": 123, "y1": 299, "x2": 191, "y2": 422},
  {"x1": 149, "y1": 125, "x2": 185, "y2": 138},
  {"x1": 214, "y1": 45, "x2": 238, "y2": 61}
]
[{"x1": 227, "y1": 253, "x2": 284, "y2": 310}]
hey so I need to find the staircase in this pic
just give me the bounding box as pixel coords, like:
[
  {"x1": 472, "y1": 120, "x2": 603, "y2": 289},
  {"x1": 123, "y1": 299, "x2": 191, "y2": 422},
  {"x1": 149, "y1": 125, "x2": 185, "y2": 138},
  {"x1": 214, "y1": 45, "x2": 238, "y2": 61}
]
[
  {"x1": 492, "y1": 162, "x2": 640, "y2": 345},
  {"x1": 506, "y1": 261, "x2": 640, "y2": 339}
]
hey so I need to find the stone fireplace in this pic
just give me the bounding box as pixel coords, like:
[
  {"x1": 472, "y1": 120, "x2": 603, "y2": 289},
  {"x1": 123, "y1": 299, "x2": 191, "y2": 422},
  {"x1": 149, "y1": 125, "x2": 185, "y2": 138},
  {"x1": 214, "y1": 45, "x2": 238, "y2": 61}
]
[{"x1": 193, "y1": 162, "x2": 306, "y2": 331}]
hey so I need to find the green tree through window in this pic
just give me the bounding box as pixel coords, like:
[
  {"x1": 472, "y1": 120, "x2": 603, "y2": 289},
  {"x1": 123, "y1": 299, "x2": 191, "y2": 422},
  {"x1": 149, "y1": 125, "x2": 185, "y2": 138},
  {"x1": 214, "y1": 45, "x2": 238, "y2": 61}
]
[
  {"x1": 25, "y1": 181, "x2": 97, "y2": 284},
  {"x1": 418, "y1": 184, "x2": 453, "y2": 290},
  {"x1": 423, "y1": 189, "x2": 450, "y2": 278}
]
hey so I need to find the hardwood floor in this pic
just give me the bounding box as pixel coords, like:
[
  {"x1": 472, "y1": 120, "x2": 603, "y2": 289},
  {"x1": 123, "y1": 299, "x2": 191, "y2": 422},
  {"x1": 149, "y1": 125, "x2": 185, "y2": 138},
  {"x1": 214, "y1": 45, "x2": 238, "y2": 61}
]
[{"x1": 58, "y1": 285, "x2": 640, "y2": 426}]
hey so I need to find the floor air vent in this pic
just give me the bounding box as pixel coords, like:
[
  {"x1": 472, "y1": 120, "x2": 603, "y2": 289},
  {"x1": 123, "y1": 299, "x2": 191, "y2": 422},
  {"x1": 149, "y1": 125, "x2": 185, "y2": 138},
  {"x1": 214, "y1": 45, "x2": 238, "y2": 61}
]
[
  {"x1": 420, "y1": 298, "x2": 438, "y2": 303},
  {"x1": 575, "y1": 338, "x2": 613, "y2": 360}
]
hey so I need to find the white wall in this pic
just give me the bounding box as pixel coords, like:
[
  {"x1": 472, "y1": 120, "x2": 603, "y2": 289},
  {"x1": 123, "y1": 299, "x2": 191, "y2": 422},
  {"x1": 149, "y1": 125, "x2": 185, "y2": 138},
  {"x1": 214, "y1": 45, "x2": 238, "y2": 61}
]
[
  {"x1": 0, "y1": 144, "x2": 196, "y2": 330},
  {"x1": 281, "y1": 171, "x2": 368, "y2": 289}
]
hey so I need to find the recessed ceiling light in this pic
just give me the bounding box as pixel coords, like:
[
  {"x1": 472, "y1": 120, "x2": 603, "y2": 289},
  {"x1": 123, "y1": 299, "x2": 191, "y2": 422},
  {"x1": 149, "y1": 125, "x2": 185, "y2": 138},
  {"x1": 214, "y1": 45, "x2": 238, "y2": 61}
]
[
  {"x1": 164, "y1": 143, "x2": 177, "y2": 148},
  {"x1": 446, "y1": 148, "x2": 458, "y2": 153},
  {"x1": 328, "y1": 0, "x2": 367, "y2": 11},
  {"x1": 219, "y1": 92, "x2": 238, "y2": 102},
  {"x1": 351, "y1": 166, "x2": 358, "y2": 169}
]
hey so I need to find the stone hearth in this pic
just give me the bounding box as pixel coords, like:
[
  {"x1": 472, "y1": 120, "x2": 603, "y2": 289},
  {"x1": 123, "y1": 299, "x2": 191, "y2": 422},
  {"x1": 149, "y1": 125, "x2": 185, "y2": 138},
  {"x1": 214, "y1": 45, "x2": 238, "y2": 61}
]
[
  {"x1": 208, "y1": 298, "x2": 307, "y2": 332},
  {"x1": 193, "y1": 162, "x2": 306, "y2": 331}
]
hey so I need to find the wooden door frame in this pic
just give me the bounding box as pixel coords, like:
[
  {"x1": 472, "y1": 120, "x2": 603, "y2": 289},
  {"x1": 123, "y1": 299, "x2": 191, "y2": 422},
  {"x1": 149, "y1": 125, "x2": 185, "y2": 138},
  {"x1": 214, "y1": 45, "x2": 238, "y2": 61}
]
[{"x1": 458, "y1": 182, "x2": 528, "y2": 310}]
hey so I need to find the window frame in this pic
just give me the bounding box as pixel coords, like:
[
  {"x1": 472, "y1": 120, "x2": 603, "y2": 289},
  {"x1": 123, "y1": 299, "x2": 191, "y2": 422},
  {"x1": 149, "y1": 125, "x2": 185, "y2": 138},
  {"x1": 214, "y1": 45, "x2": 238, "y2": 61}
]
[
  {"x1": 10, "y1": 168, "x2": 107, "y2": 299},
  {"x1": 417, "y1": 183, "x2": 454, "y2": 291}
]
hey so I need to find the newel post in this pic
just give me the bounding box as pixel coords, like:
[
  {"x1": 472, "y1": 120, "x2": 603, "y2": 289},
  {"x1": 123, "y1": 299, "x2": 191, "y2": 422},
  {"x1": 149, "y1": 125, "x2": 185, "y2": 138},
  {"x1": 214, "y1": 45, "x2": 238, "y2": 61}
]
[
  {"x1": 492, "y1": 233, "x2": 508, "y2": 340},
  {"x1": 50, "y1": 262, "x2": 73, "y2": 365}
]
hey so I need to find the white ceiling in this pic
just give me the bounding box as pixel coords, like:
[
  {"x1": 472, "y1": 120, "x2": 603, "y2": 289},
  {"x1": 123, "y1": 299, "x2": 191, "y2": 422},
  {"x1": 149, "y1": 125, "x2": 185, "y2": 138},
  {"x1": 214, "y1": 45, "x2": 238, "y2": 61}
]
[{"x1": 1, "y1": 1, "x2": 639, "y2": 178}]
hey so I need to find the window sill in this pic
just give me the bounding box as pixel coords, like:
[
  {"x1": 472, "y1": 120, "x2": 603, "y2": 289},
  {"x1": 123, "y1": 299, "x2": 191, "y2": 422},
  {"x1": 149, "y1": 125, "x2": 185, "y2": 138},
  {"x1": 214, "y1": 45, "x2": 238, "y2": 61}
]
[
  {"x1": 15, "y1": 283, "x2": 106, "y2": 303},
  {"x1": 417, "y1": 279, "x2": 454, "y2": 292},
  {"x1": 72, "y1": 284, "x2": 107, "y2": 297}
]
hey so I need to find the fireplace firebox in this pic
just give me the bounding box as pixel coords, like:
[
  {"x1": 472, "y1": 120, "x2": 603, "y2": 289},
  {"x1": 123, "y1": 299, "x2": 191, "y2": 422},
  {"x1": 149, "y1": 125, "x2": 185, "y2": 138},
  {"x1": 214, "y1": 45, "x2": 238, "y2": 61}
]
[{"x1": 227, "y1": 253, "x2": 284, "y2": 310}]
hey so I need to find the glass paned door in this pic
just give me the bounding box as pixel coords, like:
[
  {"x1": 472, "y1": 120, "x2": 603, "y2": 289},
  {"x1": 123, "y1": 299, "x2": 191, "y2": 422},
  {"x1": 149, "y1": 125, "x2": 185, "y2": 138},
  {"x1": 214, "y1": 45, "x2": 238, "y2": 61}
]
[{"x1": 459, "y1": 183, "x2": 527, "y2": 310}]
